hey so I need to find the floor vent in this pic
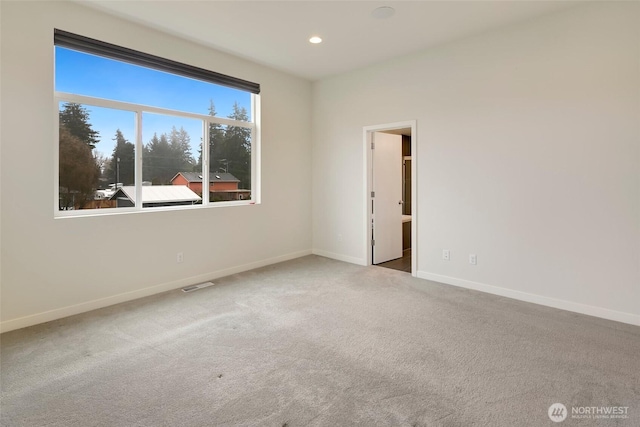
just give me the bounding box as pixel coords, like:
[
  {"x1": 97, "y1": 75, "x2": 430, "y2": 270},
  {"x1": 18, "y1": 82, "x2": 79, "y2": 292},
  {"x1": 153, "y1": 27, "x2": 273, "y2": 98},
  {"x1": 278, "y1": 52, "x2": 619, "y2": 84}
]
[{"x1": 182, "y1": 282, "x2": 215, "y2": 293}]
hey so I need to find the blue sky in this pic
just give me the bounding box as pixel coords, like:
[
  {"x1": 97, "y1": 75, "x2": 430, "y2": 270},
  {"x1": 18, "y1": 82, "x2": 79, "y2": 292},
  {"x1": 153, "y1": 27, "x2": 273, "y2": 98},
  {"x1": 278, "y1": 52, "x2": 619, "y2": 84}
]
[{"x1": 55, "y1": 47, "x2": 251, "y2": 160}]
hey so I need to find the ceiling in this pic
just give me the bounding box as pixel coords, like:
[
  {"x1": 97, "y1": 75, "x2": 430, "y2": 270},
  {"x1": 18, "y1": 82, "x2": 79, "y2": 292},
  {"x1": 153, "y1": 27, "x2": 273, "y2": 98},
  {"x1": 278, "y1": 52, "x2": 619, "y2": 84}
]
[{"x1": 77, "y1": 1, "x2": 579, "y2": 81}]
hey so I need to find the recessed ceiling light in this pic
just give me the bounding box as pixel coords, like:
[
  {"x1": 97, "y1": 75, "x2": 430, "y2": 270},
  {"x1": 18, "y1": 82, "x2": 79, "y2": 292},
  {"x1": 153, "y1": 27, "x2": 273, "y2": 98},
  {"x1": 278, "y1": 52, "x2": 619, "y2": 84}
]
[
  {"x1": 372, "y1": 6, "x2": 395, "y2": 19},
  {"x1": 309, "y1": 36, "x2": 322, "y2": 44}
]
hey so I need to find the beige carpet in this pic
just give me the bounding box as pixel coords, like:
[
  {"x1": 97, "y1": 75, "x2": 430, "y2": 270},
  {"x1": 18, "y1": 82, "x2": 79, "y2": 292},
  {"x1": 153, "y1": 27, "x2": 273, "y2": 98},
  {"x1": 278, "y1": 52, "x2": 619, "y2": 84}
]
[{"x1": 1, "y1": 255, "x2": 639, "y2": 426}]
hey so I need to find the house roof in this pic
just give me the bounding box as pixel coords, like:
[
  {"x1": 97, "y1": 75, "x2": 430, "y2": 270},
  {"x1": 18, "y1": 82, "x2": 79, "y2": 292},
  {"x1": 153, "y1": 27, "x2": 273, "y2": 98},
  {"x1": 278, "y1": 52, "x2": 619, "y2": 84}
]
[
  {"x1": 111, "y1": 185, "x2": 201, "y2": 204},
  {"x1": 172, "y1": 172, "x2": 240, "y2": 183}
]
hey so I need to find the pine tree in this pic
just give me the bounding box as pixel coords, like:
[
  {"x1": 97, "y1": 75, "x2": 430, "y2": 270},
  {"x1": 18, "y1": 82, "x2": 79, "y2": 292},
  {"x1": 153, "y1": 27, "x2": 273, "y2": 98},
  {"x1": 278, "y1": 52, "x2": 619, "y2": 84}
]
[
  {"x1": 144, "y1": 132, "x2": 180, "y2": 184},
  {"x1": 224, "y1": 102, "x2": 252, "y2": 189},
  {"x1": 169, "y1": 126, "x2": 195, "y2": 172},
  {"x1": 206, "y1": 100, "x2": 225, "y2": 172},
  {"x1": 105, "y1": 129, "x2": 135, "y2": 186},
  {"x1": 59, "y1": 103, "x2": 100, "y2": 149}
]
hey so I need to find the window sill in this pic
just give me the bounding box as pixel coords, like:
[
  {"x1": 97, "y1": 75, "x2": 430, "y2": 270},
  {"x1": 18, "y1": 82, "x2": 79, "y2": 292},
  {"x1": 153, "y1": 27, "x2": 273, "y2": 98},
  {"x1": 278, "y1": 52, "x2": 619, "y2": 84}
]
[{"x1": 54, "y1": 199, "x2": 259, "y2": 219}]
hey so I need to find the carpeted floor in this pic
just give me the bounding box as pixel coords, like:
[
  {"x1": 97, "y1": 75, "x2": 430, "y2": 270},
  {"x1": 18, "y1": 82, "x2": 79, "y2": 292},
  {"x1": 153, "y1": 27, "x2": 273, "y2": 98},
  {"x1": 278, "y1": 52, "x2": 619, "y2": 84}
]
[{"x1": 1, "y1": 255, "x2": 639, "y2": 426}]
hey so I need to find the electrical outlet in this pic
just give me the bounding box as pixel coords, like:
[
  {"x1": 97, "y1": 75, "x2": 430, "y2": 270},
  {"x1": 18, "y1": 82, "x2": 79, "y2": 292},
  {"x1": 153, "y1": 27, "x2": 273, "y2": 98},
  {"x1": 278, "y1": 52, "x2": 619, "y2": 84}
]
[
  {"x1": 177, "y1": 252, "x2": 184, "y2": 263},
  {"x1": 469, "y1": 254, "x2": 477, "y2": 265},
  {"x1": 442, "y1": 249, "x2": 450, "y2": 261}
]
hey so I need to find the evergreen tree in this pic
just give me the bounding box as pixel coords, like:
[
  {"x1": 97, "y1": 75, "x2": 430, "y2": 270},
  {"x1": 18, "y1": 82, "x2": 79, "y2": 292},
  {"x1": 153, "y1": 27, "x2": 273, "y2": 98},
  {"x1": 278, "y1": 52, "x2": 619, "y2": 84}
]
[
  {"x1": 144, "y1": 133, "x2": 176, "y2": 184},
  {"x1": 105, "y1": 129, "x2": 135, "y2": 186},
  {"x1": 59, "y1": 103, "x2": 100, "y2": 149},
  {"x1": 205, "y1": 100, "x2": 225, "y2": 171},
  {"x1": 143, "y1": 126, "x2": 196, "y2": 184},
  {"x1": 223, "y1": 102, "x2": 252, "y2": 189},
  {"x1": 169, "y1": 126, "x2": 195, "y2": 172},
  {"x1": 143, "y1": 133, "x2": 158, "y2": 182},
  {"x1": 200, "y1": 100, "x2": 252, "y2": 189}
]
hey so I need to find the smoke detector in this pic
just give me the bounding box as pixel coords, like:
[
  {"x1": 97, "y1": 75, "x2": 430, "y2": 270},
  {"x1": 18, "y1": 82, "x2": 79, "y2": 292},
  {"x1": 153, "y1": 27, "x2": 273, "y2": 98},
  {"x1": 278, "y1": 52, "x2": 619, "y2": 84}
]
[{"x1": 372, "y1": 6, "x2": 395, "y2": 19}]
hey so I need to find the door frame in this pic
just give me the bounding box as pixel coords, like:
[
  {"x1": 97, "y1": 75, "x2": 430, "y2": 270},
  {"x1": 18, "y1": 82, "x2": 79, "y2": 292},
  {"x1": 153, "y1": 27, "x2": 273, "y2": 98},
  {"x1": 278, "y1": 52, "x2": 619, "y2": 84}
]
[{"x1": 364, "y1": 120, "x2": 417, "y2": 276}]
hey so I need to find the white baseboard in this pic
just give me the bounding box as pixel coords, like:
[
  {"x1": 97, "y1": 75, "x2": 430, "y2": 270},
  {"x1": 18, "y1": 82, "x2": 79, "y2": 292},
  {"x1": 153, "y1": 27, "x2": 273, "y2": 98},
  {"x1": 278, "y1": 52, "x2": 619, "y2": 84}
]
[
  {"x1": 417, "y1": 271, "x2": 640, "y2": 327},
  {"x1": 0, "y1": 249, "x2": 312, "y2": 333},
  {"x1": 312, "y1": 249, "x2": 367, "y2": 266}
]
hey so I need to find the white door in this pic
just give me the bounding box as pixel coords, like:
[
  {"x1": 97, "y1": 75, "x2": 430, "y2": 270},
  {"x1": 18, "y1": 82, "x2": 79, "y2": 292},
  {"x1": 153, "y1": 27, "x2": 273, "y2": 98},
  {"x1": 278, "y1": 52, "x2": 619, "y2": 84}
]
[{"x1": 372, "y1": 132, "x2": 403, "y2": 264}]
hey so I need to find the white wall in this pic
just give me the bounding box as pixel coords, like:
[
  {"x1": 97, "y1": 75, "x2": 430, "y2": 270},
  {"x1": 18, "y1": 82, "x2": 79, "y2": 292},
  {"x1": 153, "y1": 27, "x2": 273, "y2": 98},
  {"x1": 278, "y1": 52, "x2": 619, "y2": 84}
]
[
  {"x1": 0, "y1": 1, "x2": 312, "y2": 331},
  {"x1": 312, "y1": 2, "x2": 640, "y2": 325}
]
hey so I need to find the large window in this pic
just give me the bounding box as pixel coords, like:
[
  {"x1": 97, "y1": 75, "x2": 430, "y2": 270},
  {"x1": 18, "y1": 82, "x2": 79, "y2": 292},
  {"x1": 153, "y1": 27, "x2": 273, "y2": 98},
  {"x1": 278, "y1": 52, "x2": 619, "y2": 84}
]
[{"x1": 54, "y1": 30, "x2": 260, "y2": 215}]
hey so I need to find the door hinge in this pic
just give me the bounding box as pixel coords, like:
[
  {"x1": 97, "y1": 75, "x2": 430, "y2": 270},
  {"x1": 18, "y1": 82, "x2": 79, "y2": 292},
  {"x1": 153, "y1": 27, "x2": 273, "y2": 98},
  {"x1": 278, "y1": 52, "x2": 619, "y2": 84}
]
[
  {"x1": 371, "y1": 142, "x2": 375, "y2": 149},
  {"x1": 371, "y1": 191, "x2": 375, "y2": 198},
  {"x1": 371, "y1": 238, "x2": 375, "y2": 247}
]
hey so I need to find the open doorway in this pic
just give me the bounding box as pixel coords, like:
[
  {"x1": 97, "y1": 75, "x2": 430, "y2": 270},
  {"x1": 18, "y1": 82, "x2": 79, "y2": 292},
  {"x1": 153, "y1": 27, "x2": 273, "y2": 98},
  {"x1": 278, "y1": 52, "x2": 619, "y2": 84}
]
[{"x1": 364, "y1": 121, "x2": 417, "y2": 276}]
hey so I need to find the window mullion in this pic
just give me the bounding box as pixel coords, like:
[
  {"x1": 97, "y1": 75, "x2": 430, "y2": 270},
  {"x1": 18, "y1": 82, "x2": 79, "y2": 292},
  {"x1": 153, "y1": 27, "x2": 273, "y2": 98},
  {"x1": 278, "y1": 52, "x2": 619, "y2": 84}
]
[
  {"x1": 252, "y1": 94, "x2": 261, "y2": 204},
  {"x1": 202, "y1": 120, "x2": 209, "y2": 205},
  {"x1": 54, "y1": 96, "x2": 60, "y2": 214},
  {"x1": 135, "y1": 110, "x2": 143, "y2": 210}
]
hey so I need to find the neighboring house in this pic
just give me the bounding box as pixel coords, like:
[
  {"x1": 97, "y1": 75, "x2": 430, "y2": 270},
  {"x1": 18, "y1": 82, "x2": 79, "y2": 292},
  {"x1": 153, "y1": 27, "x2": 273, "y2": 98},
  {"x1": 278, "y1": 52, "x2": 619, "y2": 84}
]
[
  {"x1": 110, "y1": 185, "x2": 201, "y2": 208},
  {"x1": 94, "y1": 189, "x2": 114, "y2": 200},
  {"x1": 171, "y1": 172, "x2": 250, "y2": 201}
]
